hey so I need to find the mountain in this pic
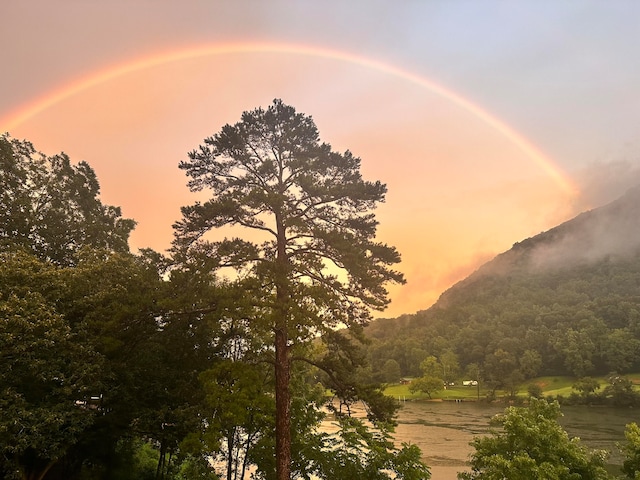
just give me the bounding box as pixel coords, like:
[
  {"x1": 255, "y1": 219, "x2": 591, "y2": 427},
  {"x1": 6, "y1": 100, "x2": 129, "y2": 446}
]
[
  {"x1": 435, "y1": 184, "x2": 640, "y2": 308},
  {"x1": 365, "y1": 186, "x2": 640, "y2": 385}
]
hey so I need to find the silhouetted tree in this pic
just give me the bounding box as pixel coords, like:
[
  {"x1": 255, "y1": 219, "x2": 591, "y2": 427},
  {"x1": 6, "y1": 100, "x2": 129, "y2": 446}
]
[
  {"x1": 174, "y1": 99, "x2": 404, "y2": 480},
  {"x1": 0, "y1": 135, "x2": 135, "y2": 265}
]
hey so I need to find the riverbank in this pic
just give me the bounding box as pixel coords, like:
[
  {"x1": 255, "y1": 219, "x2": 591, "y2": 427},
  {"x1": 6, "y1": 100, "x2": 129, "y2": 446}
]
[{"x1": 385, "y1": 373, "x2": 640, "y2": 403}]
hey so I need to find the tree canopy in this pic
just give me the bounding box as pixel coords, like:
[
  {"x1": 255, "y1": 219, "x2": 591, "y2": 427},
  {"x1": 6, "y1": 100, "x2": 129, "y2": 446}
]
[
  {"x1": 1, "y1": 124, "x2": 426, "y2": 479},
  {"x1": 0, "y1": 134, "x2": 135, "y2": 265},
  {"x1": 459, "y1": 399, "x2": 611, "y2": 480},
  {"x1": 174, "y1": 99, "x2": 405, "y2": 480},
  {"x1": 0, "y1": 253, "x2": 101, "y2": 480},
  {"x1": 363, "y1": 187, "x2": 640, "y2": 388}
]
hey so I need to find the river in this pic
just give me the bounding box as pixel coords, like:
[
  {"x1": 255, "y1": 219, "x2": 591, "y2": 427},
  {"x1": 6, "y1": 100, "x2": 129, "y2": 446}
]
[{"x1": 392, "y1": 400, "x2": 640, "y2": 479}]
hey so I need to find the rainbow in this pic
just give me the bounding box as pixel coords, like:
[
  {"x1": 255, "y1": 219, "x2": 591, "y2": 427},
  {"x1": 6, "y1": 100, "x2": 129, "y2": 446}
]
[{"x1": 0, "y1": 42, "x2": 577, "y2": 196}]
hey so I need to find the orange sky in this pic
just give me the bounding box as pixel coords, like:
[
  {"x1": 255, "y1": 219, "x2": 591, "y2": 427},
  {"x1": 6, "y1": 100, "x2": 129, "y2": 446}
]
[
  {"x1": 1, "y1": 48, "x2": 580, "y2": 317},
  {"x1": 5, "y1": 3, "x2": 640, "y2": 317}
]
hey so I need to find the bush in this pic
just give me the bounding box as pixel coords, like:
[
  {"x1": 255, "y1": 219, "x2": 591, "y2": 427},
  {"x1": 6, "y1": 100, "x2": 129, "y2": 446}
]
[
  {"x1": 527, "y1": 384, "x2": 543, "y2": 399},
  {"x1": 459, "y1": 399, "x2": 610, "y2": 480}
]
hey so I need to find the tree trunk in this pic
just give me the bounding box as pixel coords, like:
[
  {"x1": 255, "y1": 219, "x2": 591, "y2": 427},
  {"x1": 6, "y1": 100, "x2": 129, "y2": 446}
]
[
  {"x1": 21, "y1": 459, "x2": 56, "y2": 480},
  {"x1": 227, "y1": 429, "x2": 234, "y2": 480},
  {"x1": 156, "y1": 441, "x2": 166, "y2": 480},
  {"x1": 274, "y1": 197, "x2": 291, "y2": 480},
  {"x1": 274, "y1": 325, "x2": 291, "y2": 480}
]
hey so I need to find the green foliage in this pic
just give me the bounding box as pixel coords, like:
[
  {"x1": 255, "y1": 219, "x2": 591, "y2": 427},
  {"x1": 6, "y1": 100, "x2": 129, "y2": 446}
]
[
  {"x1": 313, "y1": 330, "x2": 400, "y2": 424},
  {"x1": 175, "y1": 455, "x2": 218, "y2": 480},
  {"x1": 173, "y1": 99, "x2": 408, "y2": 480},
  {"x1": 459, "y1": 399, "x2": 611, "y2": 480},
  {"x1": 0, "y1": 298, "x2": 96, "y2": 478},
  {"x1": 366, "y1": 331, "x2": 428, "y2": 378},
  {"x1": 572, "y1": 376, "x2": 601, "y2": 398},
  {"x1": 0, "y1": 168, "x2": 158, "y2": 476},
  {"x1": 0, "y1": 135, "x2": 135, "y2": 265},
  {"x1": 483, "y1": 348, "x2": 523, "y2": 397},
  {"x1": 174, "y1": 98, "x2": 404, "y2": 337},
  {"x1": 0, "y1": 123, "x2": 422, "y2": 479},
  {"x1": 602, "y1": 374, "x2": 640, "y2": 407},
  {"x1": 408, "y1": 356, "x2": 443, "y2": 399},
  {"x1": 103, "y1": 439, "x2": 159, "y2": 480},
  {"x1": 363, "y1": 188, "x2": 640, "y2": 385},
  {"x1": 620, "y1": 422, "x2": 640, "y2": 479},
  {"x1": 418, "y1": 356, "x2": 442, "y2": 379},
  {"x1": 364, "y1": 244, "x2": 640, "y2": 387},
  {"x1": 381, "y1": 359, "x2": 402, "y2": 383},
  {"x1": 310, "y1": 416, "x2": 430, "y2": 480},
  {"x1": 0, "y1": 178, "x2": 150, "y2": 479},
  {"x1": 0, "y1": 247, "x2": 206, "y2": 479},
  {"x1": 440, "y1": 350, "x2": 460, "y2": 384},
  {"x1": 194, "y1": 359, "x2": 274, "y2": 478},
  {"x1": 602, "y1": 329, "x2": 640, "y2": 372},
  {"x1": 408, "y1": 377, "x2": 442, "y2": 399},
  {"x1": 62, "y1": 249, "x2": 203, "y2": 470},
  {"x1": 556, "y1": 327, "x2": 597, "y2": 377},
  {"x1": 520, "y1": 349, "x2": 542, "y2": 379},
  {"x1": 0, "y1": 252, "x2": 102, "y2": 480},
  {"x1": 527, "y1": 383, "x2": 543, "y2": 399}
]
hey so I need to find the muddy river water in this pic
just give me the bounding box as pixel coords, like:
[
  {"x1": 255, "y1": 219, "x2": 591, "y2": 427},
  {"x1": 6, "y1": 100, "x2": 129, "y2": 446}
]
[{"x1": 391, "y1": 400, "x2": 639, "y2": 479}]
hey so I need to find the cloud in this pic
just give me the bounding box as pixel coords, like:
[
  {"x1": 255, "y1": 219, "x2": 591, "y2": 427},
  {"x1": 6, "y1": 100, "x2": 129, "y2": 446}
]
[{"x1": 572, "y1": 158, "x2": 640, "y2": 211}]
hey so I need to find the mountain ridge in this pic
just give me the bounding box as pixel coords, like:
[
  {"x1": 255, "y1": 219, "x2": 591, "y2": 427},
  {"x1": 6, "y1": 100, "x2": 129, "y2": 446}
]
[
  {"x1": 364, "y1": 185, "x2": 640, "y2": 381},
  {"x1": 433, "y1": 184, "x2": 640, "y2": 310}
]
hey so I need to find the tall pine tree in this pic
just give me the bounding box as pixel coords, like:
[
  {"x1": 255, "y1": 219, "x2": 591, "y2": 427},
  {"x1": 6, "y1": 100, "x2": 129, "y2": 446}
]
[{"x1": 174, "y1": 99, "x2": 404, "y2": 480}]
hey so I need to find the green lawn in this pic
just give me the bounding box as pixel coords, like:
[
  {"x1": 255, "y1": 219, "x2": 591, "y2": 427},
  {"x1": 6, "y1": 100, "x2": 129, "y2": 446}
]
[
  {"x1": 385, "y1": 382, "x2": 484, "y2": 401},
  {"x1": 383, "y1": 374, "x2": 640, "y2": 401},
  {"x1": 527, "y1": 376, "x2": 575, "y2": 397}
]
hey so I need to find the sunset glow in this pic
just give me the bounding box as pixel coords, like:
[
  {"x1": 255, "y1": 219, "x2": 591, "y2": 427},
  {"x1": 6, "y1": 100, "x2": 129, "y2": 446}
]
[
  {"x1": 1, "y1": 43, "x2": 581, "y2": 316},
  {"x1": 1, "y1": 42, "x2": 577, "y2": 197},
  {"x1": 4, "y1": 6, "x2": 640, "y2": 480},
  {"x1": 8, "y1": 0, "x2": 639, "y2": 319}
]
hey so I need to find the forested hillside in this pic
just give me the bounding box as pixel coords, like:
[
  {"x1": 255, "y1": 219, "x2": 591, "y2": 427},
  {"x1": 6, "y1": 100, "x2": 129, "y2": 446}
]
[{"x1": 365, "y1": 186, "x2": 640, "y2": 391}]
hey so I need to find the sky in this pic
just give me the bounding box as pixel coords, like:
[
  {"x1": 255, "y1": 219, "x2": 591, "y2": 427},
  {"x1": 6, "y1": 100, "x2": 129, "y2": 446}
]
[{"x1": 2, "y1": 1, "x2": 640, "y2": 317}]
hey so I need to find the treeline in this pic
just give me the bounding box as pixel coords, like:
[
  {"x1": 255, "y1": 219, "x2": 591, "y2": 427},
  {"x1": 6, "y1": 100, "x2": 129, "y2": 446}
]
[
  {"x1": 1, "y1": 113, "x2": 429, "y2": 480},
  {"x1": 7, "y1": 102, "x2": 640, "y2": 480},
  {"x1": 365, "y1": 188, "x2": 640, "y2": 396}
]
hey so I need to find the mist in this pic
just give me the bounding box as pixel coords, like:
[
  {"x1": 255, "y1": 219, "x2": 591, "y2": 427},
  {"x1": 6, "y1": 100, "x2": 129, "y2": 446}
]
[{"x1": 525, "y1": 182, "x2": 640, "y2": 271}]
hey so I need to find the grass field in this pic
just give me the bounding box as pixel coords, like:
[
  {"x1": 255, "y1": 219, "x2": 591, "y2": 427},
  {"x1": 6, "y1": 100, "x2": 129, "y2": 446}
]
[
  {"x1": 383, "y1": 374, "x2": 640, "y2": 401},
  {"x1": 528, "y1": 376, "x2": 575, "y2": 397},
  {"x1": 385, "y1": 383, "x2": 483, "y2": 401}
]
